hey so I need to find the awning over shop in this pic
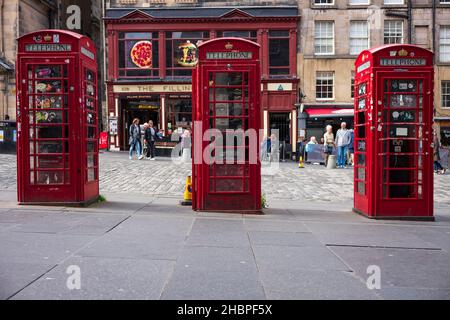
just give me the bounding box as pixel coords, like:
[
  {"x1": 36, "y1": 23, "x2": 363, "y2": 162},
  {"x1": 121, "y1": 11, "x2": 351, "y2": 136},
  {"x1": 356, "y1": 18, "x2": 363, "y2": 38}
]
[
  {"x1": 0, "y1": 58, "x2": 14, "y2": 73},
  {"x1": 306, "y1": 108, "x2": 354, "y2": 118}
]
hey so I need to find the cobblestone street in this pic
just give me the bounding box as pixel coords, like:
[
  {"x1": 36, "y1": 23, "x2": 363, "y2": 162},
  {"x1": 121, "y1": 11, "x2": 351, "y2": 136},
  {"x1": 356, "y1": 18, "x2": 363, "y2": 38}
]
[{"x1": 1, "y1": 152, "x2": 450, "y2": 208}]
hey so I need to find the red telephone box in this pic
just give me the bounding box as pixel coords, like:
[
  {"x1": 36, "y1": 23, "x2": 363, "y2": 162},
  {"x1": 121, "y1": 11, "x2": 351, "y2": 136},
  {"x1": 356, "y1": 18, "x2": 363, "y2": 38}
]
[
  {"x1": 16, "y1": 30, "x2": 99, "y2": 205},
  {"x1": 192, "y1": 38, "x2": 261, "y2": 213},
  {"x1": 353, "y1": 44, "x2": 434, "y2": 220}
]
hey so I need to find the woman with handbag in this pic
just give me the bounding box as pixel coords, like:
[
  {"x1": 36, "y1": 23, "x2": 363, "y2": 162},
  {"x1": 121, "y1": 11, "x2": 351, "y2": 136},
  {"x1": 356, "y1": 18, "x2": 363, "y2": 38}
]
[{"x1": 129, "y1": 118, "x2": 143, "y2": 160}]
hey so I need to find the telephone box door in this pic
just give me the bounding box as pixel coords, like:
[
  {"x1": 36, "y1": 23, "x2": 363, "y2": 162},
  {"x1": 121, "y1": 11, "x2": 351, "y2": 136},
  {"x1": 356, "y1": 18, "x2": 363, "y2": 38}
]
[
  {"x1": 199, "y1": 65, "x2": 261, "y2": 211},
  {"x1": 19, "y1": 58, "x2": 78, "y2": 202},
  {"x1": 375, "y1": 72, "x2": 433, "y2": 216}
]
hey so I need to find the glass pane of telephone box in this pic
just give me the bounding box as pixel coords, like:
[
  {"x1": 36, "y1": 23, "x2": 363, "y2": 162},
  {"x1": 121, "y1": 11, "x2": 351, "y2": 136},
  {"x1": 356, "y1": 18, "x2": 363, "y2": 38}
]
[
  {"x1": 389, "y1": 125, "x2": 416, "y2": 139},
  {"x1": 358, "y1": 83, "x2": 367, "y2": 96},
  {"x1": 390, "y1": 80, "x2": 417, "y2": 92},
  {"x1": 389, "y1": 155, "x2": 417, "y2": 168},
  {"x1": 357, "y1": 140, "x2": 366, "y2": 152},
  {"x1": 390, "y1": 94, "x2": 417, "y2": 108},
  {"x1": 357, "y1": 167, "x2": 365, "y2": 180},
  {"x1": 388, "y1": 169, "x2": 415, "y2": 183},
  {"x1": 36, "y1": 171, "x2": 64, "y2": 185},
  {"x1": 215, "y1": 72, "x2": 243, "y2": 86},
  {"x1": 35, "y1": 96, "x2": 65, "y2": 109},
  {"x1": 34, "y1": 80, "x2": 63, "y2": 94},
  {"x1": 215, "y1": 179, "x2": 244, "y2": 192},
  {"x1": 388, "y1": 185, "x2": 416, "y2": 199},
  {"x1": 35, "y1": 66, "x2": 62, "y2": 78},
  {"x1": 357, "y1": 182, "x2": 365, "y2": 195},
  {"x1": 356, "y1": 153, "x2": 365, "y2": 166},
  {"x1": 213, "y1": 164, "x2": 245, "y2": 177},
  {"x1": 389, "y1": 110, "x2": 416, "y2": 122}
]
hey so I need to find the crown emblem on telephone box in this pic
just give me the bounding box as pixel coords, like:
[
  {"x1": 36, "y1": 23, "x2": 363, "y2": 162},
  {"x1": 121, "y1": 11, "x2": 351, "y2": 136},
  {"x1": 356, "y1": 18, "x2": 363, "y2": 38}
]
[
  {"x1": 398, "y1": 49, "x2": 408, "y2": 57},
  {"x1": 225, "y1": 42, "x2": 233, "y2": 50}
]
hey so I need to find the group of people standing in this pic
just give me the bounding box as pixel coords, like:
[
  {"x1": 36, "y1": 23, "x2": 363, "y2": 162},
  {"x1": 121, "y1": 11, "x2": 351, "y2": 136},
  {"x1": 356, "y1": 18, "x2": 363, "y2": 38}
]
[
  {"x1": 128, "y1": 118, "x2": 157, "y2": 160},
  {"x1": 305, "y1": 122, "x2": 354, "y2": 168}
]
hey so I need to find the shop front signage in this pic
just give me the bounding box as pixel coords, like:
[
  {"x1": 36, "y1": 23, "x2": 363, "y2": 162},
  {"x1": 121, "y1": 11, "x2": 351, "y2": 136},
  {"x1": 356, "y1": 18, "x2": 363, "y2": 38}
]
[
  {"x1": 113, "y1": 84, "x2": 192, "y2": 93},
  {"x1": 267, "y1": 83, "x2": 293, "y2": 91},
  {"x1": 109, "y1": 117, "x2": 118, "y2": 135}
]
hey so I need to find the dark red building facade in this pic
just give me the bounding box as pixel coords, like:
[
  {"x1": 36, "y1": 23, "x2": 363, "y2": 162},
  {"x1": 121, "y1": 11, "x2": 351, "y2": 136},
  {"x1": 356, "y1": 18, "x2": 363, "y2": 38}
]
[{"x1": 104, "y1": 6, "x2": 299, "y2": 153}]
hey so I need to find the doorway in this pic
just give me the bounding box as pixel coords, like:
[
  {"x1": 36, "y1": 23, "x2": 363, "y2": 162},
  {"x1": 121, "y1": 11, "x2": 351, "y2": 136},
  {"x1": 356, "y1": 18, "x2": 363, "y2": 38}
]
[
  {"x1": 269, "y1": 112, "x2": 290, "y2": 143},
  {"x1": 120, "y1": 98, "x2": 160, "y2": 150}
]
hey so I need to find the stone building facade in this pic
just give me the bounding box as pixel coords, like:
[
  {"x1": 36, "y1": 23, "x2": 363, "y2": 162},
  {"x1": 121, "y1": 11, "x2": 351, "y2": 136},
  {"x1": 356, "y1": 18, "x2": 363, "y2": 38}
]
[
  {"x1": 0, "y1": 0, "x2": 59, "y2": 121},
  {"x1": 0, "y1": 0, "x2": 104, "y2": 125},
  {"x1": 298, "y1": 0, "x2": 450, "y2": 145},
  {"x1": 104, "y1": 0, "x2": 300, "y2": 153}
]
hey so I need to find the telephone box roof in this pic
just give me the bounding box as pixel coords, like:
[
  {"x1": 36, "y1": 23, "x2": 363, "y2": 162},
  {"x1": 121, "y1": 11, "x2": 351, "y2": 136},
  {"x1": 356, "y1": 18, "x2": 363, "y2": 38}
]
[{"x1": 17, "y1": 29, "x2": 88, "y2": 41}]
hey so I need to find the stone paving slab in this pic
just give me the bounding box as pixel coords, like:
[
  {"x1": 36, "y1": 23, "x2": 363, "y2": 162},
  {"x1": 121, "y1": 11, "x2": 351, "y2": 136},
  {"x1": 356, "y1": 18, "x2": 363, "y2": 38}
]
[
  {"x1": 175, "y1": 246, "x2": 257, "y2": 272},
  {"x1": 248, "y1": 231, "x2": 324, "y2": 247},
  {"x1": 185, "y1": 218, "x2": 250, "y2": 248},
  {"x1": 304, "y1": 222, "x2": 442, "y2": 249},
  {"x1": 160, "y1": 270, "x2": 265, "y2": 300},
  {"x1": 61, "y1": 214, "x2": 131, "y2": 236},
  {"x1": 243, "y1": 219, "x2": 308, "y2": 233},
  {"x1": 0, "y1": 261, "x2": 56, "y2": 300},
  {"x1": 329, "y1": 246, "x2": 450, "y2": 291},
  {"x1": 260, "y1": 269, "x2": 381, "y2": 300},
  {"x1": 77, "y1": 218, "x2": 193, "y2": 261},
  {"x1": 0, "y1": 231, "x2": 96, "y2": 265},
  {"x1": 378, "y1": 288, "x2": 450, "y2": 300},
  {"x1": 252, "y1": 245, "x2": 351, "y2": 272},
  {"x1": 11, "y1": 256, "x2": 175, "y2": 300}
]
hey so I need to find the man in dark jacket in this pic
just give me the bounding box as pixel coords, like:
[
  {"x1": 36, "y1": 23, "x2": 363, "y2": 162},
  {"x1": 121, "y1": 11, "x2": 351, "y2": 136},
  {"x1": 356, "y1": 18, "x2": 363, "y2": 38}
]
[{"x1": 144, "y1": 120, "x2": 157, "y2": 160}]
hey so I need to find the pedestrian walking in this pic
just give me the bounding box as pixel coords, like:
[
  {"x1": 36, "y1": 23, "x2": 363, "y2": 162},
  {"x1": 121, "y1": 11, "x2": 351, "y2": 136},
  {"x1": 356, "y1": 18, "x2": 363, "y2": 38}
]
[
  {"x1": 323, "y1": 125, "x2": 335, "y2": 166},
  {"x1": 129, "y1": 118, "x2": 143, "y2": 160},
  {"x1": 433, "y1": 131, "x2": 445, "y2": 174},
  {"x1": 144, "y1": 120, "x2": 157, "y2": 160},
  {"x1": 348, "y1": 128, "x2": 355, "y2": 166},
  {"x1": 335, "y1": 122, "x2": 351, "y2": 168}
]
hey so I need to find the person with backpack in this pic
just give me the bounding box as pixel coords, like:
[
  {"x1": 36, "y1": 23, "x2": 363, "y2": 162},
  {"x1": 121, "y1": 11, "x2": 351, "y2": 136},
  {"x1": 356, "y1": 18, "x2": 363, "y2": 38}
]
[
  {"x1": 144, "y1": 120, "x2": 157, "y2": 160},
  {"x1": 129, "y1": 118, "x2": 143, "y2": 160}
]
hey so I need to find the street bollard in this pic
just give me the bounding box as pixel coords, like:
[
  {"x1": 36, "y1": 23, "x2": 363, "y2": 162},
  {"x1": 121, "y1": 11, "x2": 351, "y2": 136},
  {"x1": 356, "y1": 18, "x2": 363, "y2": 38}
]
[
  {"x1": 298, "y1": 155, "x2": 304, "y2": 168},
  {"x1": 327, "y1": 155, "x2": 337, "y2": 169},
  {"x1": 180, "y1": 176, "x2": 192, "y2": 206}
]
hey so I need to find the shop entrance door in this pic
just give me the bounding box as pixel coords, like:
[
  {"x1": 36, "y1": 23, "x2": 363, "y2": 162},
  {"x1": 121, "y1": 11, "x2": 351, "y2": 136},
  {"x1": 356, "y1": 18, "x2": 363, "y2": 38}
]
[
  {"x1": 121, "y1": 103, "x2": 159, "y2": 150},
  {"x1": 269, "y1": 112, "x2": 290, "y2": 142}
]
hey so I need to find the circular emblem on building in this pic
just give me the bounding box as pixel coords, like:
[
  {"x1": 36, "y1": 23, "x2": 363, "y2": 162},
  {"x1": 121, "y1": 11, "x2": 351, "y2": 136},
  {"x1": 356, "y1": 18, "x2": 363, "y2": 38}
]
[
  {"x1": 130, "y1": 41, "x2": 153, "y2": 69},
  {"x1": 177, "y1": 41, "x2": 198, "y2": 67}
]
